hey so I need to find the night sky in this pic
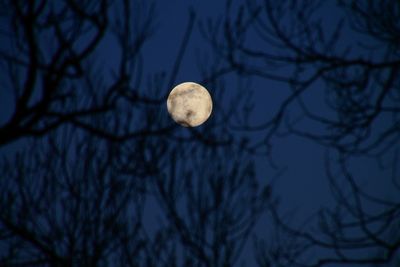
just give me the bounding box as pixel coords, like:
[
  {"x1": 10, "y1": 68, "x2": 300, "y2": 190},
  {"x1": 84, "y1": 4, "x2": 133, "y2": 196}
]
[{"x1": 0, "y1": 0, "x2": 399, "y2": 266}]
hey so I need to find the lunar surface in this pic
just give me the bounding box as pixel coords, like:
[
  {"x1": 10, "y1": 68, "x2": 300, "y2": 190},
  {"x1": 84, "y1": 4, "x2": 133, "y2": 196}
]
[{"x1": 167, "y1": 82, "x2": 213, "y2": 127}]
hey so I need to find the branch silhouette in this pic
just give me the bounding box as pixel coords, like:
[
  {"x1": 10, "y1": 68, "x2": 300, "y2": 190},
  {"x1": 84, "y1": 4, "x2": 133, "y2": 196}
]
[
  {"x1": 203, "y1": 0, "x2": 400, "y2": 266},
  {"x1": 0, "y1": 1, "x2": 268, "y2": 266}
]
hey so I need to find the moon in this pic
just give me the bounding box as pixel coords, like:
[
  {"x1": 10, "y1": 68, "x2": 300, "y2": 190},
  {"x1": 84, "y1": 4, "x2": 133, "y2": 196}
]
[{"x1": 167, "y1": 82, "x2": 213, "y2": 127}]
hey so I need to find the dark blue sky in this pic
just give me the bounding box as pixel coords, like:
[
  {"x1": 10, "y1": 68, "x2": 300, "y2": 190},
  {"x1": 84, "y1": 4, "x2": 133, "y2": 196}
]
[{"x1": 0, "y1": 0, "x2": 398, "y2": 266}]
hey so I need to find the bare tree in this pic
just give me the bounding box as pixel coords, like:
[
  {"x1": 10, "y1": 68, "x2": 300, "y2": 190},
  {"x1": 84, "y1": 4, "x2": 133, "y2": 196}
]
[
  {"x1": 0, "y1": 0, "x2": 269, "y2": 266},
  {"x1": 0, "y1": 0, "x2": 109, "y2": 146},
  {"x1": 202, "y1": 0, "x2": 400, "y2": 266},
  {"x1": 0, "y1": 0, "x2": 173, "y2": 147},
  {"x1": 0, "y1": 128, "x2": 147, "y2": 266},
  {"x1": 0, "y1": 88, "x2": 267, "y2": 267},
  {"x1": 147, "y1": 141, "x2": 266, "y2": 267}
]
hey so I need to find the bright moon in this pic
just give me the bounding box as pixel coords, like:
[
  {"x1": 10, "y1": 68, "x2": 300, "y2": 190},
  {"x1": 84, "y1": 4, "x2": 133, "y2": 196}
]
[{"x1": 167, "y1": 82, "x2": 213, "y2": 127}]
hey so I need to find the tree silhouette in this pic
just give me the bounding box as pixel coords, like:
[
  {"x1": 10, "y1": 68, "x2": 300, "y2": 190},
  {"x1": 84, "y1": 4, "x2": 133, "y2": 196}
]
[
  {"x1": 0, "y1": 0, "x2": 110, "y2": 146},
  {"x1": 0, "y1": 0, "x2": 268, "y2": 266},
  {"x1": 2, "y1": 0, "x2": 399, "y2": 266},
  {"x1": 204, "y1": 0, "x2": 400, "y2": 266},
  {"x1": 148, "y1": 142, "x2": 265, "y2": 266},
  {"x1": 0, "y1": 124, "x2": 266, "y2": 266},
  {"x1": 0, "y1": 129, "x2": 146, "y2": 266}
]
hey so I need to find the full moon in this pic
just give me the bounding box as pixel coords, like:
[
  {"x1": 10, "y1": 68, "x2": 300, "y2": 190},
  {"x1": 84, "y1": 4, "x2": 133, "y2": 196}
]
[{"x1": 167, "y1": 82, "x2": 213, "y2": 127}]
